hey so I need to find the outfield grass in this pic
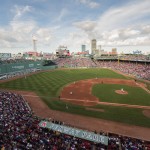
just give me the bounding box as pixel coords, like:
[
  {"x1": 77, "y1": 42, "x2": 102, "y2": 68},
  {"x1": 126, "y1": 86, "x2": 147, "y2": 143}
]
[
  {"x1": 0, "y1": 68, "x2": 150, "y2": 127},
  {"x1": 41, "y1": 98, "x2": 150, "y2": 128},
  {"x1": 92, "y1": 84, "x2": 150, "y2": 106},
  {"x1": 0, "y1": 68, "x2": 126, "y2": 98}
]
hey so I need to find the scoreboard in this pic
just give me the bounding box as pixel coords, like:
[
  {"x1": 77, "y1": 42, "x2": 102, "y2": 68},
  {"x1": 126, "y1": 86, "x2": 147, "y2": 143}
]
[{"x1": 0, "y1": 53, "x2": 11, "y2": 59}]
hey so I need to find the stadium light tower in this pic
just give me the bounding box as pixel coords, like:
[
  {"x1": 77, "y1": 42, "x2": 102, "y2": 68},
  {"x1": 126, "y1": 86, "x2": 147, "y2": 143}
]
[{"x1": 32, "y1": 35, "x2": 37, "y2": 52}]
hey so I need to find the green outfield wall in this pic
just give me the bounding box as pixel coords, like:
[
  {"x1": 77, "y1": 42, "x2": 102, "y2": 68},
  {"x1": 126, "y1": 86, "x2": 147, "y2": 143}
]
[
  {"x1": 0, "y1": 60, "x2": 57, "y2": 76},
  {"x1": 41, "y1": 65, "x2": 57, "y2": 70}
]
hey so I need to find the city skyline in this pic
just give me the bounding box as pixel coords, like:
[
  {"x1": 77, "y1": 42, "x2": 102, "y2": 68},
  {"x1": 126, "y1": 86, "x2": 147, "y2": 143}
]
[{"x1": 0, "y1": 0, "x2": 150, "y2": 54}]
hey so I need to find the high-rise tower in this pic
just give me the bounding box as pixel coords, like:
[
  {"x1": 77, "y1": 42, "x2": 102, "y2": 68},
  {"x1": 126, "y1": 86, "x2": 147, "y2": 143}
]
[
  {"x1": 81, "y1": 45, "x2": 86, "y2": 52},
  {"x1": 91, "y1": 39, "x2": 96, "y2": 54}
]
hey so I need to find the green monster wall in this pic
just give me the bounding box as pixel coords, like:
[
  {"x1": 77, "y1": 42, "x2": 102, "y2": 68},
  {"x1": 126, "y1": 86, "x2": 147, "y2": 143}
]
[{"x1": 0, "y1": 60, "x2": 57, "y2": 75}]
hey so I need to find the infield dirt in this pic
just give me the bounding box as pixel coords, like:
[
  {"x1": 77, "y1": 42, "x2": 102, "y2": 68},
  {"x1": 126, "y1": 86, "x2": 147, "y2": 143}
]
[{"x1": 1, "y1": 73, "x2": 150, "y2": 141}]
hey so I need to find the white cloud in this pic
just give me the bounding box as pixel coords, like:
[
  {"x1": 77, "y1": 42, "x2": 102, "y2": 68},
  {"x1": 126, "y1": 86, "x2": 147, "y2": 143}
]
[
  {"x1": 76, "y1": 0, "x2": 100, "y2": 8},
  {"x1": 59, "y1": 30, "x2": 90, "y2": 51},
  {"x1": 54, "y1": 0, "x2": 150, "y2": 53},
  {"x1": 36, "y1": 27, "x2": 54, "y2": 42},
  {"x1": 0, "y1": 21, "x2": 35, "y2": 51},
  {"x1": 0, "y1": 1, "x2": 150, "y2": 54},
  {"x1": 73, "y1": 20, "x2": 96, "y2": 32},
  {"x1": 88, "y1": 1, "x2": 100, "y2": 8},
  {"x1": 95, "y1": 0, "x2": 150, "y2": 31},
  {"x1": 12, "y1": 5, "x2": 32, "y2": 20},
  {"x1": 73, "y1": 0, "x2": 150, "y2": 47},
  {"x1": 0, "y1": 22, "x2": 57, "y2": 46},
  {"x1": 0, "y1": 4, "x2": 60, "y2": 53},
  {"x1": 141, "y1": 25, "x2": 150, "y2": 34},
  {"x1": 0, "y1": 19, "x2": 57, "y2": 52},
  {"x1": 56, "y1": 8, "x2": 69, "y2": 22},
  {"x1": 96, "y1": 27, "x2": 150, "y2": 47}
]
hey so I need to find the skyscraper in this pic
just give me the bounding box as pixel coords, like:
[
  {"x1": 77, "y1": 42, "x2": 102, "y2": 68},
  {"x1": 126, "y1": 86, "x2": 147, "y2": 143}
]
[
  {"x1": 81, "y1": 45, "x2": 86, "y2": 52},
  {"x1": 91, "y1": 39, "x2": 96, "y2": 54}
]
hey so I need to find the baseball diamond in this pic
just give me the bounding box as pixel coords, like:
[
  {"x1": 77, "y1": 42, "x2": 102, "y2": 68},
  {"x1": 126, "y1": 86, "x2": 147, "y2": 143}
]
[
  {"x1": 1, "y1": 68, "x2": 150, "y2": 126},
  {"x1": 1, "y1": 62, "x2": 150, "y2": 148},
  {"x1": 1, "y1": 0, "x2": 150, "y2": 148}
]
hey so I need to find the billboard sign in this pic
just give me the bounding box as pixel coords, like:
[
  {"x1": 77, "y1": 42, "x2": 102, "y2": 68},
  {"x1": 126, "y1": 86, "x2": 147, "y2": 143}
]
[
  {"x1": 0, "y1": 53, "x2": 11, "y2": 59},
  {"x1": 39, "y1": 121, "x2": 108, "y2": 145}
]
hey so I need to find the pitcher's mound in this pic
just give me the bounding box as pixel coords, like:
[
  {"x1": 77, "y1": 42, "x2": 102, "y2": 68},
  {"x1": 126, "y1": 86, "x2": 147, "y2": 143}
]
[{"x1": 115, "y1": 90, "x2": 128, "y2": 95}]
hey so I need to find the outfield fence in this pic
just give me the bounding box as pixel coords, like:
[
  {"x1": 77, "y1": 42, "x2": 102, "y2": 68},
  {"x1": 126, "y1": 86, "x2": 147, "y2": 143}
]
[{"x1": 0, "y1": 61, "x2": 57, "y2": 80}]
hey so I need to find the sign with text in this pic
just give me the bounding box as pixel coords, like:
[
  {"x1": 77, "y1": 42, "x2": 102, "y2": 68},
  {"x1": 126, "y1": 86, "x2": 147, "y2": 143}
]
[
  {"x1": 0, "y1": 53, "x2": 11, "y2": 59},
  {"x1": 39, "y1": 121, "x2": 108, "y2": 145}
]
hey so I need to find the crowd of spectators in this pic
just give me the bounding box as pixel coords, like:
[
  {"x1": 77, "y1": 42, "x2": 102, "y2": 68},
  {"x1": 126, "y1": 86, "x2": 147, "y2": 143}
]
[
  {"x1": 95, "y1": 60, "x2": 150, "y2": 80},
  {"x1": 95, "y1": 55, "x2": 150, "y2": 61},
  {"x1": 0, "y1": 55, "x2": 149, "y2": 81},
  {"x1": 119, "y1": 55, "x2": 150, "y2": 61},
  {"x1": 53, "y1": 57, "x2": 150, "y2": 80},
  {"x1": 0, "y1": 91, "x2": 150, "y2": 150},
  {"x1": 53, "y1": 57, "x2": 96, "y2": 68}
]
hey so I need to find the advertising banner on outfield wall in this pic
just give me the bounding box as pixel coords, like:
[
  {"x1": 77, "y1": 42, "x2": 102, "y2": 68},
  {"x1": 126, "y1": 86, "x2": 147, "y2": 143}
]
[
  {"x1": 39, "y1": 121, "x2": 108, "y2": 145},
  {"x1": 0, "y1": 61, "x2": 43, "y2": 74}
]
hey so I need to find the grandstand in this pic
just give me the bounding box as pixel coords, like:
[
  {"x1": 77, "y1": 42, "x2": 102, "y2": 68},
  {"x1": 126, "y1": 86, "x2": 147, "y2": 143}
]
[
  {"x1": 0, "y1": 91, "x2": 150, "y2": 149},
  {"x1": 53, "y1": 57, "x2": 150, "y2": 81},
  {"x1": 1, "y1": 54, "x2": 149, "y2": 81},
  {"x1": 0, "y1": 55, "x2": 150, "y2": 150}
]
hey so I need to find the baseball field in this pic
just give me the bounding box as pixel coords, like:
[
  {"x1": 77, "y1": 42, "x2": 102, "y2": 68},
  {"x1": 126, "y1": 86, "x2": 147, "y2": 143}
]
[{"x1": 0, "y1": 68, "x2": 150, "y2": 128}]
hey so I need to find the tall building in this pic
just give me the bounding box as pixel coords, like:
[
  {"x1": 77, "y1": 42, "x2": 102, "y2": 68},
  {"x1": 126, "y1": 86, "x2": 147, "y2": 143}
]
[
  {"x1": 91, "y1": 39, "x2": 97, "y2": 54},
  {"x1": 112, "y1": 48, "x2": 117, "y2": 55},
  {"x1": 81, "y1": 45, "x2": 86, "y2": 52}
]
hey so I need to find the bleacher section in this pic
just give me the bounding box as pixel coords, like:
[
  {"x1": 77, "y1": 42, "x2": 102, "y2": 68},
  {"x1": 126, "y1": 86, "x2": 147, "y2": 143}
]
[
  {"x1": 0, "y1": 91, "x2": 150, "y2": 149},
  {"x1": 53, "y1": 57, "x2": 150, "y2": 81}
]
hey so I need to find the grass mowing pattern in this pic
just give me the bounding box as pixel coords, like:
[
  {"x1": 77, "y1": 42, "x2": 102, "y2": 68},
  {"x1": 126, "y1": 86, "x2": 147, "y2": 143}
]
[
  {"x1": 88, "y1": 105, "x2": 150, "y2": 127},
  {"x1": 146, "y1": 83, "x2": 150, "y2": 91},
  {"x1": 0, "y1": 68, "x2": 126, "y2": 98},
  {"x1": 40, "y1": 99, "x2": 150, "y2": 128},
  {"x1": 0, "y1": 68, "x2": 150, "y2": 127},
  {"x1": 92, "y1": 84, "x2": 150, "y2": 106}
]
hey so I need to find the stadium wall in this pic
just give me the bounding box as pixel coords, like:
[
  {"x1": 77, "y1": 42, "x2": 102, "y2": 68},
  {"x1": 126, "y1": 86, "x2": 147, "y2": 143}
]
[
  {"x1": 41, "y1": 65, "x2": 57, "y2": 70},
  {"x1": 0, "y1": 61, "x2": 57, "y2": 79}
]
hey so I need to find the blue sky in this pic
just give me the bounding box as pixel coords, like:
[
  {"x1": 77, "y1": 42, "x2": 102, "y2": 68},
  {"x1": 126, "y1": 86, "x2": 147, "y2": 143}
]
[{"x1": 0, "y1": 0, "x2": 150, "y2": 54}]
